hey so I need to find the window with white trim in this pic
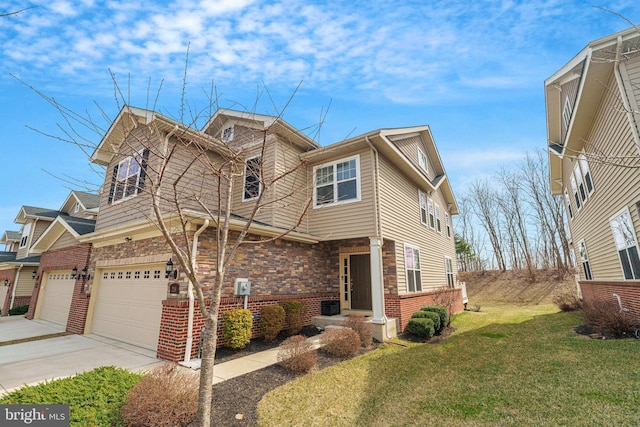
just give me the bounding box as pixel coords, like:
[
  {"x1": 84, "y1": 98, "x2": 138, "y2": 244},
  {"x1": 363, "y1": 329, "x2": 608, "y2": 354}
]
[
  {"x1": 570, "y1": 172, "x2": 581, "y2": 210},
  {"x1": 427, "y1": 197, "x2": 435, "y2": 229},
  {"x1": 222, "y1": 125, "x2": 234, "y2": 142},
  {"x1": 577, "y1": 240, "x2": 592, "y2": 280},
  {"x1": 578, "y1": 152, "x2": 594, "y2": 195},
  {"x1": 404, "y1": 244, "x2": 422, "y2": 292},
  {"x1": 435, "y1": 204, "x2": 442, "y2": 233},
  {"x1": 564, "y1": 189, "x2": 573, "y2": 220},
  {"x1": 313, "y1": 155, "x2": 360, "y2": 207},
  {"x1": 563, "y1": 97, "x2": 573, "y2": 128},
  {"x1": 418, "y1": 149, "x2": 428, "y2": 173},
  {"x1": 445, "y1": 256, "x2": 454, "y2": 288},
  {"x1": 108, "y1": 149, "x2": 149, "y2": 204},
  {"x1": 419, "y1": 191, "x2": 427, "y2": 224},
  {"x1": 243, "y1": 156, "x2": 262, "y2": 201},
  {"x1": 73, "y1": 202, "x2": 80, "y2": 213},
  {"x1": 20, "y1": 223, "x2": 31, "y2": 248},
  {"x1": 445, "y1": 213, "x2": 451, "y2": 238},
  {"x1": 573, "y1": 163, "x2": 586, "y2": 203},
  {"x1": 610, "y1": 208, "x2": 640, "y2": 280}
]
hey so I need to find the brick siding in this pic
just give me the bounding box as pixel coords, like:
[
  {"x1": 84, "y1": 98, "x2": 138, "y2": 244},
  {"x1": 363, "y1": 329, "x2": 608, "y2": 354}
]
[{"x1": 579, "y1": 280, "x2": 640, "y2": 319}]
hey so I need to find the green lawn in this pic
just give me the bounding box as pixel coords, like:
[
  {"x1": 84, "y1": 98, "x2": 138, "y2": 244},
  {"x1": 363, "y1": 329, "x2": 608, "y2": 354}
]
[{"x1": 258, "y1": 305, "x2": 640, "y2": 426}]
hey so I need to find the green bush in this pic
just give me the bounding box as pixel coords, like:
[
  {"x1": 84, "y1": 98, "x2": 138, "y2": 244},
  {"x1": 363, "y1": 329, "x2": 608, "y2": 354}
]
[
  {"x1": 9, "y1": 304, "x2": 29, "y2": 316},
  {"x1": 407, "y1": 318, "x2": 435, "y2": 340},
  {"x1": 420, "y1": 305, "x2": 448, "y2": 328},
  {"x1": 0, "y1": 366, "x2": 141, "y2": 426},
  {"x1": 282, "y1": 300, "x2": 305, "y2": 335},
  {"x1": 222, "y1": 308, "x2": 253, "y2": 350},
  {"x1": 260, "y1": 305, "x2": 286, "y2": 342},
  {"x1": 411, "y1": 310, "x2": 441, "y2": 332}
]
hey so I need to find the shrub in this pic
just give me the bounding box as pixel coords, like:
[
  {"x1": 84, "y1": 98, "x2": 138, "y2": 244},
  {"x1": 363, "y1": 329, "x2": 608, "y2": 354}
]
[
  {"x1": 277, "y1": 335, "x2": 317, "y2": 374},
  {"x1": 582, "y1": 299, "x2": 638, "y2": 338},
  {"x1": 123, "y1": 364, "x2": 197, "y2": 427},
  {"x1": 344, "y1": 314, "x2": 374, "y2": 348},
  {"x1": 411, "y1": 310, "x2": 441, "y2": 332},
  {"x1": 9, "y1": 305, "x2": 29, "y2": 316},
  {"x1": 420, "y1": 305, "x2": 448, "y2": 328},
  {"x1": 282, "y1": 300, "x2": 305, "y2": 335},
  {"x1": 222, "y1": 308, "x2": 253, "y2": 349},
  {"x1": 260, "y1": 305, "x2": 286, "y2": 342},
  {"x1": 407, "y1": 317, "x2": 435, "y2": 340},
  {"x1": 553, "y1": 292, "x2": 583, "y2": 312},
  {"x1": 0, "y1": 366, "x2": 140, "y2": 426},
  {"x1": 320, "y1": 327, "x2": 361, "y2": 358}
]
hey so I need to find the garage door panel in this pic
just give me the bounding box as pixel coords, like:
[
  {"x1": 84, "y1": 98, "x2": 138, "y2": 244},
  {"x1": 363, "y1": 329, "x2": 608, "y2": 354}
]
[
  {"x1": 91, "y1": 266, "x2": 167, "y2": 351},
  {"x1": 38, "y1": 271, "x2": 75, "y2": 326}
]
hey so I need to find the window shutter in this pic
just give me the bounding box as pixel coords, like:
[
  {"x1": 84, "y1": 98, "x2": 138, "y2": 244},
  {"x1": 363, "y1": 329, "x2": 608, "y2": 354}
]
[
  {"x1": 137, "y1": 149, "x2": 150, "y2": 194},
  {"x1": 107, "y1": 164, "x2": 119, "y2": 204}
]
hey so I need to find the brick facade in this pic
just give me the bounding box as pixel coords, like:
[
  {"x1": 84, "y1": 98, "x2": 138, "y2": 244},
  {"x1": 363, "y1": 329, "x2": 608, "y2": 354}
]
[
  {"x1": 385, "y1": 288, "x2": 464, "y2": 332},
  {"x1": 579, "y1": 280, "x2": 640, "y2": 319},
  {"x1": 25, "y1": 243, "x2": 92, "y2": 334}
]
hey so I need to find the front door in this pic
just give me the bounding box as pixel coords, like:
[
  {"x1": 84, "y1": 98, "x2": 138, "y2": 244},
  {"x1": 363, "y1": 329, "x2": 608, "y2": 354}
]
[{"x1": 350, "y1": 254, "x2": 372, "y2": 310}]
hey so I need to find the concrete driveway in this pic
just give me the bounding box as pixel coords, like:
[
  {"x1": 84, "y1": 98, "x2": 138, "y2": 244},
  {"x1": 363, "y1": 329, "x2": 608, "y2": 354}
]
[{"x1": 0, "y1": 316, "x2": 163, "y2": 396}]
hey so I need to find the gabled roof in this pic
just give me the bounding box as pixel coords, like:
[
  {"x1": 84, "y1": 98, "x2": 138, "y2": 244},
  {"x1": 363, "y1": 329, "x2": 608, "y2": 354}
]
[
  {"x1": 545, "y1": 26, "x2": 640, "y2": 194},
  {"x1": 91, "y1": 105, "x2": 232, "y2": 167},
  {"x1": 60, "y1": 190, "x2": 100, "y2": 214},
  {"x1": 0, "y1": 231, "x2": 21, "y2": 244},
  {"x1": 300, "y1": 125, "x2": 459, "y2": 214},
  {"x1": 31, "y1": 215, "x2": 96, "y2": 253},
  {"x1": 14, "y1": 206, "x2": 62, "y2": 224},
  {"x1": 0, "y1": 252, "x2": 17, "y2": 262},
  {"x1": 202, "y1": 109, "x2": 321, "y2": 151}
]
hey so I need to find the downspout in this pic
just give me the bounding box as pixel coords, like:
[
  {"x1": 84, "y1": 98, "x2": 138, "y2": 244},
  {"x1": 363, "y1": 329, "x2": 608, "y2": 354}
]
[
  {"x1": 364, "y1": 136, "x2": 392, "y2": 339},
  {"x1": 10, "y1": 264, "x2": 24, "y2": 310},
  {"x1": 163, "y1": 125, "x2": 180, "y2": 156},
  {"x1": 613, "y1": 36, "x2": 640, "y2": 148},
  {"x1": 184, "y1": 219, "x2": 209, "y2": 363}
]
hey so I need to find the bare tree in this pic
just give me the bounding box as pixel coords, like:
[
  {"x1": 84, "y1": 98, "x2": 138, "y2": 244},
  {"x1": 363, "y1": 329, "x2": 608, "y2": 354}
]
[{"x1": 468, "y1": 180, "x2": 507, "y2": 271}]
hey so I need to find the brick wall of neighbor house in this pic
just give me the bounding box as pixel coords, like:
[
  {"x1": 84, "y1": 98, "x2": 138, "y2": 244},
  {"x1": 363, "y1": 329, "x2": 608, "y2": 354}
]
[
  {"x1": 26, "y1": 244, "x2": 92, "y2": 333},
  {"x1": 1, "y1": 269, "x2": 18, "y2": 316},
  {"x1": 579, "y1": 280, "x2": 640, "y2": 319}
]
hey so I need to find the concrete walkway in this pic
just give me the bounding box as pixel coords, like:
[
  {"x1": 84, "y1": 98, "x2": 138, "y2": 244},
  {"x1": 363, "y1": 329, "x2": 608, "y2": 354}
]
[{"x1": 0, "y1": 316, "x2": 320, "y2": 395}]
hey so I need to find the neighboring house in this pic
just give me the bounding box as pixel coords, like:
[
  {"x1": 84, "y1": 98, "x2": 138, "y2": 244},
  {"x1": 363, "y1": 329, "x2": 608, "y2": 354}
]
[
  {"x1": 0, "y1": 207, "x2": 59, "y2": 315},
  {"x1": 25, "y1": 191, "x2": 98, "y2": 333},
  {"x1": 78, "y1": 106, "x2": 463, "y2": 362},
  {"x1": 545, "y1": 27, "x2": 640, "y2": 315}
]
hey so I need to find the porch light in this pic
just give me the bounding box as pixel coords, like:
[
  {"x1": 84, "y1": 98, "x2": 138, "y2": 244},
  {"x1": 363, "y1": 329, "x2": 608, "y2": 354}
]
[
  {"x1": 32, "y1": 270, "x2": 37, "y2": 280},
  {"x1": 81, "y1": 266, "x2": 88, "y2": 280},
  {"x1": 3, "y1": 279, "x2": 9, "y2": 286},
  {"x1": 165, "y1": 258, "x2": 176, "y2": 279},
  {"x1": 71, "y1": 266, "x2": 78, "y2": 279}
]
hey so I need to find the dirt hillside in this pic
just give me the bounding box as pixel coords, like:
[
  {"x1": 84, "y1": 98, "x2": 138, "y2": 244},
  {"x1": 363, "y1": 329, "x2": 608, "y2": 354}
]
[{"x1": 459, "y1": 269, "x2": 578, "y2": 306}]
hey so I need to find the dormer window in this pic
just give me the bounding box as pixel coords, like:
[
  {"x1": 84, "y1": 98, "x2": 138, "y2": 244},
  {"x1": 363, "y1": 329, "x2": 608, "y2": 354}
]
[
  {"x1": 222, "y1": 125, "x2": 234, "y2": 142},
  {"x1": 418, "y1": 149, "x2": 428, "y2": 173},
  {"x1": 73, "y1": 202, "x2": 80, "y2": 213},
  {"x1": 20, "y1": 223, "x2": 31, "y2": 248},
  {"x1": 243, "y1": 156, "x2": 262, "y2": 201}
]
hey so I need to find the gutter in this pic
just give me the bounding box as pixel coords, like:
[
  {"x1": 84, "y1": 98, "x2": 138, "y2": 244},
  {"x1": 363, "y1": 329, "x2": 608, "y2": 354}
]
[
  {"x1": 184, "y1": 219, "x2": 209, "y2": 363},
  {"x1": 364, "y1": 136, "x2": 392, "y2": 339}
]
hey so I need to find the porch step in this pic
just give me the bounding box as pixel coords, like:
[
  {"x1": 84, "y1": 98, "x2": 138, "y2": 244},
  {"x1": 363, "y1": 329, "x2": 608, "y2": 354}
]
[
  {"x1": 311, "y1": 315, "x2": 349, "y2": 329},
  {"x1": 311, "y1": 315, "x2": 399, "y2": 342}
]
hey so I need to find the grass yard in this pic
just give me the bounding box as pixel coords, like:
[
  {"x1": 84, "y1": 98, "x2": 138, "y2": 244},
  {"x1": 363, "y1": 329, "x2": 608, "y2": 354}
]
[{"x1": 258, "y1": 305, "x2": 640, "y2": 426}]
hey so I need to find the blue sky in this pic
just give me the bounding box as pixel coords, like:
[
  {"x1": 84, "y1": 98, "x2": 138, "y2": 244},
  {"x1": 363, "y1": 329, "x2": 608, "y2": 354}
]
[{"x1": 1, "y1": 0, "x2": 639, "y2": 236}]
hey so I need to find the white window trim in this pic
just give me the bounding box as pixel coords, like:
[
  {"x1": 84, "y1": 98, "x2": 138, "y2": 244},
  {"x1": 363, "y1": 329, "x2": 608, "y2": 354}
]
[
  {"x1": 435, "y1": 203, "x2": 442, "y2": 233},
  {"x1": 427, "y1": 197, "x2": 435, "y2": 229},
  {"x1": 404, "y1": 243, "x2": 422, "y2": 293},
  {"x1": 609, "y1": 207, "x2": 640, "y2": 280},
  {"x1": 445, "y1": 212, "x2": 451, "y2": 238},
  {"x1": 20, "y1": 222, "x2": 31, "y2": 248},
  {"x1": 242, "y1": 155, "x2": 262, "y2": 202},
  {"x1": 418, "y1": 149, "x2": 428, "y2": 173},
  {"x1": 570, "y1": 172, "x2": 581, "y2": 211},
  {"x1": 312, "y1": 154, "x2": 361, "y2": 208},
  {"x1": 577, "y1": 239, "x2": 592, "y2": 281},
  {"x1": 419, "y1": 190, "x2": 428, "y2": 225},
  {"x1": 564, "y1": 189, "x2": 573, "y2": 220},
  {"x1": 445, "y1": 256, "x2": 454, "y2": 288},
  {"x1": 221, "y1": 124, "x2": 235, "y2": 142},
  {"x1": 578, "y1": 152, "x2": 594, "y2": 196},
  {"x1": 111, "y1": 150, "x2": 145, "y2": 205}
]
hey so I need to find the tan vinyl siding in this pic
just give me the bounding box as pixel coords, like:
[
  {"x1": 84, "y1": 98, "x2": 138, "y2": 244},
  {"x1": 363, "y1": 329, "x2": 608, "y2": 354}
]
[
  {"x1": 16, "y1": 219, "x2": 50, "y2": 259},
  {"x1": 15, "y1": 270, "x2": 34, "y2": 297},
  {"x1": 271, "y1": 139, "x2": 309, "y2": 232},
  {"x1": 564, "y1": 72, "x2": 640, "y2": 281},
  {"x1": 392, "y1": 136, "x2": 437, "y2": 181},
  {"x1": 378, "y1": 155, "x2": 456, "y2": 293},
  {"x1": 561, "y1": 75, "x2": 581, "y2": 144},
  {"x1": 49, "y1": 230, "x2": 78, "y2": 251},
  {"x1": 307, "y1": 149, "x2": 376, "y2": 239},
  {"x1": 621, "y1": 56, "x2": 640, "y2": 139}
]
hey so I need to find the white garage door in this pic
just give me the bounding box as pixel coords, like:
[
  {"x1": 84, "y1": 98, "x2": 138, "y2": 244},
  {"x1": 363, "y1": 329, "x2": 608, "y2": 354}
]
[
  {"x1": 38, "y1": 271, "x2": 76, "y2": 326},
  {"x1": 91, "y1": 265, "x2": 167, "y2": 350}
]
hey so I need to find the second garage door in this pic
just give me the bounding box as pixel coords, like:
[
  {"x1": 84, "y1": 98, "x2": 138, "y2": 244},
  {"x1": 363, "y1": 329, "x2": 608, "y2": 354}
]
[
  {"x1": 91, "y1": 265, "x2": 167, "y2": 351},
  {"x1": 37, "y1": 271, "x2": 76, "y2": 326}
]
